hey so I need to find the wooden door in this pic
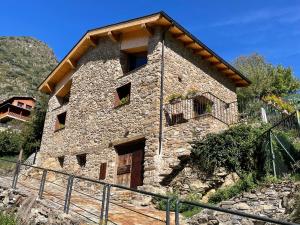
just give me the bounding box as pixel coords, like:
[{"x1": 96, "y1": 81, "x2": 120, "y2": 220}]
[
  {"x1": 117, "y1": 153, "x2": 132, "y2": 186},
  {"x1": 116, "y1": 141, "x2": 144, "y2": 189}
]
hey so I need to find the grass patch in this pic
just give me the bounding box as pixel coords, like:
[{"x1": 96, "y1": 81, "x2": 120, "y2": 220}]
[
  {"x1": 0, "y1": 155, "x2": 18, "y2": 175},
  {"x1": 0, "y1": 211, "x2": 17, "y2": 225},
  {"x1": 208, "y1": 173, "x2": 257, "y2": 204}
]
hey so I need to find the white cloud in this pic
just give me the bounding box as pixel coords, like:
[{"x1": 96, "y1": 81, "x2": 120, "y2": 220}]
[{"x1": 212, "y1": 6, "x2": 300, "y2": 27}]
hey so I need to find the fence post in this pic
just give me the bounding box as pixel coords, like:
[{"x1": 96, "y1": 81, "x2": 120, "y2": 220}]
[
  {"x1": 104, "y1": 184, "x2": 111, "y2": 225},
  {"x1": 12, "y1": 161, "x2": 20, "y2": 189},
  {"x1": 175, "y1": 199, "x2": 180, "y2": 225},
  {"x1": 64, "y1": 175, "x2": 74, "y2": 214},
  {"x1": 269, "y1": 131, "x2": 277, "y2": 178},
  {"x1": 38, "y1": 170, "x2": 47, "y2": 199},
  {"x1": 66, "y1": 175, "x2": 74, "y2": 214},
  {"x1": 32, "y1": 147, "x2": 38, "y2": 165},
  {"x1": 99, "y1": 184, "x2": 107, "y2": 225},
  {"x1": 166, "y1": 198, "x2": 171, "y2": 225}
]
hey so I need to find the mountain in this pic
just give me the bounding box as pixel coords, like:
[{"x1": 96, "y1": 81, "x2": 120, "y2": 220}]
[{"x1": 0, "y1": 36, "x2": 58, "y2": 100}]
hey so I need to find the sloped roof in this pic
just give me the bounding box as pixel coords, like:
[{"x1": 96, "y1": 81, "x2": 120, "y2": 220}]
[{"x1": 39, "y1": 11, "x2": 250, "y2": 93}]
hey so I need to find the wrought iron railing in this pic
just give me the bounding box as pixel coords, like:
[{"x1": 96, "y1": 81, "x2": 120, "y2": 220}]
[{"x1": 164, "y1": 92, "x2": 237, "y2": 126}]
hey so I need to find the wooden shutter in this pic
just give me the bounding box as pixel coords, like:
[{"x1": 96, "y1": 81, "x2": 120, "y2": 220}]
[
  {"x1": 99, "y1": 163, "x2": 107, "y2": 180},
  {"x1": 114, "y1": 91, "x2": 120, "y2": 107}
]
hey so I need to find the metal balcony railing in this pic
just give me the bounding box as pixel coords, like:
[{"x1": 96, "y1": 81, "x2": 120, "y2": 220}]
[{"x1": 164, "y1": 92, "x2": 238, "y2": 126}]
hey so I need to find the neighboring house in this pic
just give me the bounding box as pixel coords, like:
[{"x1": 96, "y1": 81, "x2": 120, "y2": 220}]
[
  {"x1": 37, "y1": 12, "x2": 250, "y2": 191},
  {"x1": 0, "y1": 96, "x2": 35, "y2": 123}
]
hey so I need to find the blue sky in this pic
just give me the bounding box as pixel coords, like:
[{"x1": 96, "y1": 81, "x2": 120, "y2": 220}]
[{"x1": 1, "y1": 0, "x2": 300, "y2": 76}]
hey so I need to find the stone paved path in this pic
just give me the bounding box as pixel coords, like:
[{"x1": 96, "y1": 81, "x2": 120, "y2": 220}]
[{"x1": 0, "y1": 172, "x2": 178, "y2": 225}]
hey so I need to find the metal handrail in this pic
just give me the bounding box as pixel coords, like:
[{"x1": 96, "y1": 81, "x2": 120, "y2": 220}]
[{"x1": 0, "y1": 158, "x2": 299, "y2": 225}]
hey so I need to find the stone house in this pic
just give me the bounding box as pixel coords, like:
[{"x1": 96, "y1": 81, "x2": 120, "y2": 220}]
[{"x1": 37, "y1": 12, "x2": 250, "y2": 191}]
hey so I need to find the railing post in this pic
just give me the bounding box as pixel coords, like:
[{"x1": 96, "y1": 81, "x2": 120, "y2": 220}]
[
  {"x1": 64, "y1": 175, "x2": 74, "y2": 214},
  {"x1": 166, "y1": 198, "x2": 171, "y2": 225},
  {"x1": 66, "y1": 175, "x2": 74, "y2": 214},
  {"x1": 99, "y1": 184, "x2": 107, "y2": 225},
  {"x1": 175, "y1": 199, "x2": 180, "y2": 225},
  {"x1": 38, "y1": 170, "x2": 47, "y2": 199},
  {"x1": 104, "y1": 184, "x2": 111, "y2": 225},
  {"x1": 12, "y1": 161, "x2": 20, "y2": 189},
  {"x1": 269, "y1": 131, "x2": 277, "y2": 178},
  {"x1": 32, "y1": 147, "x2": 38, "y2": 165}
]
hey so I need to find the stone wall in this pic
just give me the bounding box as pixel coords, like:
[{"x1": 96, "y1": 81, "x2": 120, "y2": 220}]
[
  {"x1": 37, "y1": 27, "x2": 239, "y2": 191},
  {"x1": 38, "y1": 28, "x2": 163, "y2": 188},
  {"x1": 157, "y1": 32, "x2": 238, "y2": 179},
  {"x1": 188, "y1": 180, "x2": 300, "y2": 225}
]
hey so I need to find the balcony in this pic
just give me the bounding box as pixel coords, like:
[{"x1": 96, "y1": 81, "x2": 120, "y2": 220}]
[
  {"x1": 164, "y1": 92, "x2": 237, "y2": 126},
  {"x1": 0, "y1": 104, "x2": 31, "y2": 123}
]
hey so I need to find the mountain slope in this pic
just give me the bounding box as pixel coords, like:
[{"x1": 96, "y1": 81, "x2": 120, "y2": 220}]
[{"x1": 0, "y1": 36, "x2": 58, "y2": 100}]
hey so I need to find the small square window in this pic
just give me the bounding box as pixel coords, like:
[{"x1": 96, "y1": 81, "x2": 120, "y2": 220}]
[
  {"x1": 114, "y1": 83, "x2": 131, "y2": 107},
  {"x1": 17, "y1": 102, "x2": 24, "y2": 108},
  {"x1": 58, "y1": 156, "x2": 65, "y2": 167},
  {"x1": 26, "y1": 105, "x2": 32, "y2": 110},
  {"x1": 55, "y1": 112, "x2": 67, "y2": 131},
  {"x1": 76, "y1": 154, "x2": 86, "y2": 167},
  {"x1": 122, "y1": 51, "x2": 147, "y2": 73}
]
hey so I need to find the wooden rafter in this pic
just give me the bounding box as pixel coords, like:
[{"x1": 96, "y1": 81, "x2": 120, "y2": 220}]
[
  {"x1": 67, "y1": 59, "x2": 76, "y2": 70},
  {"x1": 185, "y1": 42, "x2": 195, "y2": 48},
  {"x1": 87, "y1": 36, "x2": 97, "y2": 47},
  {"x1": 174, "y1": 33, "x2": 185, "y2": 40},
  {"x1": 108, "y1": 31, "x2": 119, "y2": 42},
  {"x1": 202, "y1": 55, "x2": 213, "y2": 60},
  {"x1": 141, "y1": 23, "x2": 153, "y2": 36}
]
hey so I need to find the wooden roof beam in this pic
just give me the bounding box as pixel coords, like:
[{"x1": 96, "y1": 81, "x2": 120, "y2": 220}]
[
  {"x1": 87, "y1": 36, "x2": 97, "y2": 47},
  {"x1": 202, "y1": 55, "x2": 213, "y2": 60},
  {"x1": 193, "y1": 49, "x2": 205, "y2": 55},
  {"x1": 174, "y1": 33, "x2": 185, "y2": 40},
  {"x1": 108, "y1": 31, "x2": 119, "y2": 42},
  {"x1": 185, "y1": 42, "x2": 196, "y2": 48},
  {"x1": 67, "y1": 59, "x2": 76, "y2": 70},
  {"x1": 141, "y1": 23, "x2": 153, "y2": 36},
  {"x1": 211, "y1": 61, "x2": 221, "y2": 66},
  {"x1": 46, "y1": 82, "x2": 54, "y2": 93}
]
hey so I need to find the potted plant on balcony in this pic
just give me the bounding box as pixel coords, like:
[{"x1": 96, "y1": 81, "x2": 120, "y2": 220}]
[
  {"x1": 168, "y1": 93, "x2": 183, "y2": 104},
  {"x1": 185, "y1": 88, "x2": 199, "y2": 99}
]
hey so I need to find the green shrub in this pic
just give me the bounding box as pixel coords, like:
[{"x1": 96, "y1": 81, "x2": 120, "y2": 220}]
[
  {"x1": 167, "y1": 93, "x2": 183, "y2": 103},
  {"x1": 0, "y1": 212, "x2": 17, "y2": 225},
  {"x1": 208, "y1": 173, "x2": 257, "y2": 204},
  {"x1": 153, "y1": 191, "x2": 202, "y2": 217},
  {"x1": 0, "y1": 130, "x2": 23, "y2": 157},
  {"x1": 190, "y1": 124, "x2": 267, "y2": 175}
]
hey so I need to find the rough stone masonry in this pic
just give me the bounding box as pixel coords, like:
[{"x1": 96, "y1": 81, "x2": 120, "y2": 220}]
[{"x1": 37, "y1": 23, "x2": 239, "y2": 192}]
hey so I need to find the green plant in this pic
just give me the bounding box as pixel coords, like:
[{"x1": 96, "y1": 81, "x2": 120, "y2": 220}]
[
  {"x1": 153, "y1": 191, "x2": 201, "y2": 218},
  {"x1": 0, "y1": 212, "x2": 17, "y2": 225},
  {"x1": 167, "y1": 93, "x2": 183, "y2": 103},
  {"x1": 119, "y1": 96, "x2": 129, "y2": 106},
  {"x1": 263, "y1": 95, "x2": 295, "y2": 113},
  {"x1": 205, "y1": 103, "x2": 212, "y2": 113},
  {"x1": 0, "y1": 129, "x2": 23, "y2": 157},
  {"x1": 190, "y1": 124, "x2": 267, "y2": 175},
  {"x1": 208, "y1": 173, "x2": 257, "y2": 204},
  {"x1": 186, "y1": 89, "x2": 198, "y2": 98}
]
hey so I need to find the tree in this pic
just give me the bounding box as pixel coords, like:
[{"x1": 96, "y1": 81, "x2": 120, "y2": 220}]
[
  {"x1": 234, "y1": 53, "x2": 300, "y2": 102},
  {"x1": 21, "y1": 94, "x2": 48, "y2": 156},
  {"x1": 0, "y1": 129, "x2": 23, "y2": 156}
]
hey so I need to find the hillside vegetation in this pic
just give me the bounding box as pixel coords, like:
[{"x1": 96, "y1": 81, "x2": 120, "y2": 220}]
[{"x1": 0, "y1": 36, "x2": 57, "y2": 100}]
